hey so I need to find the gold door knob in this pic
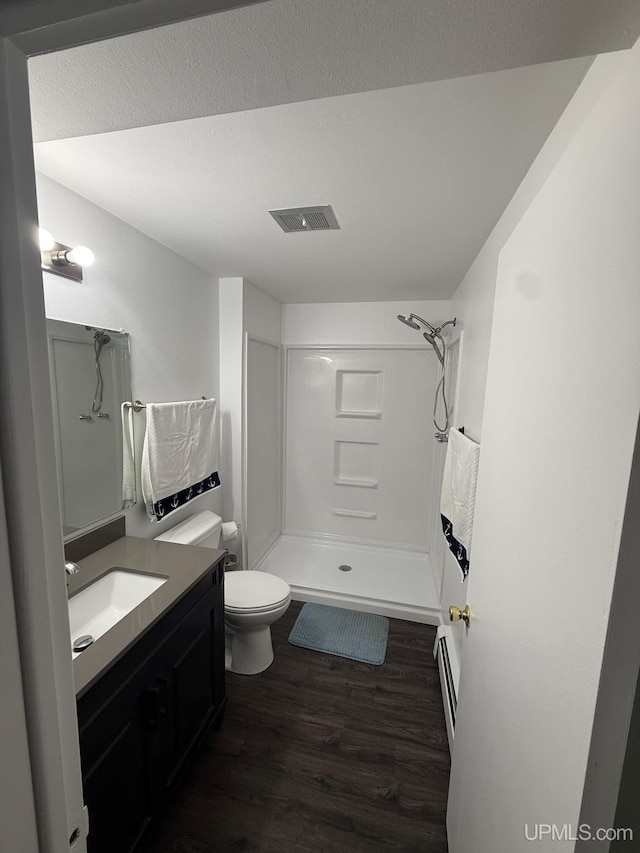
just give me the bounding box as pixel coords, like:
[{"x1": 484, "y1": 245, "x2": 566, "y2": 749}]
[{"x1": 449, "y1": 604, "x2": 471, "y2": 627}]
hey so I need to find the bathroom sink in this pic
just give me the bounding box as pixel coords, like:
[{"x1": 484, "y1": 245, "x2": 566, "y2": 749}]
[{"x1": 69, "y1": 569, "x2": 167, "y2": 658}]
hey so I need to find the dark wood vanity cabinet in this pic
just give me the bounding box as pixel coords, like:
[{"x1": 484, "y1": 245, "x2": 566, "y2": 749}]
[{"x1": 76, "y1": 559, "x2": 226, "y2": 853}]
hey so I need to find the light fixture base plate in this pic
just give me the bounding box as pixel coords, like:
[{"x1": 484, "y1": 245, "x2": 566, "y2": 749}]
[{"x1": 41, "y1": 240, "x2": 85, "y2": 282}]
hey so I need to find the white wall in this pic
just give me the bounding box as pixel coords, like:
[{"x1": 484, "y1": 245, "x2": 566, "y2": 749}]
[
  {"x1": 447, "y1": 43, "x2": 640, "y2": 851},
  {"x1": 37, "y1": 174, "x2": 221, "y2": 538},
  {"x1": 450, "y1": 52, "x2": 623, "y2": 446},
  {"x1": 282, "y1": 300, "x2": 452, "y2": 345},
  {"x1": 439, "y1": 50, "x2": 628, "y2": 665},
  {"x1": 243, "y1": 278, "x2": 281, "y2": 341},
  {"x1": 218, "y1": 277, "x2": 244, "y2": 528}
]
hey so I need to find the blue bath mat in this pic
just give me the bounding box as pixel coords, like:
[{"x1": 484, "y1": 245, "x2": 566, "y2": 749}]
[{"x1": 288, "y1": 603, "x2": 389, "y2": 665}]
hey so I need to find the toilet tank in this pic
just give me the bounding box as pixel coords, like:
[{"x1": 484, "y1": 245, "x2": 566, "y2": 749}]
[{"x1": 154, "y1": 510, "x2": 223, "y2": 549}]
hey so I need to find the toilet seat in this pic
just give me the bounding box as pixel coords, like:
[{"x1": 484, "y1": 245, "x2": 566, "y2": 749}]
[
  {"x1": 225, "y1": 571, "x2": 290, "y2": 613},
  {"x1": 225, "y1": 600, "x2": 290, "y2": 615}
]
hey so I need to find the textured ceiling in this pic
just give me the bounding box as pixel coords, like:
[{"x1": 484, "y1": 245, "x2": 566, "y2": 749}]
[
  {"x1": 28, "y1": 0, "x2": 640, "y2": 143},
  {"x1": 0, "y1": 0, "x2": 267, "y2": 39},
  {"x1": 34, "y1": 58, "x2": 591, "y2": 303}
]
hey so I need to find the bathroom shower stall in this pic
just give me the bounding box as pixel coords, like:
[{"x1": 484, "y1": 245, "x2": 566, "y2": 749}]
[{"x1": 244, "y1": 306, "x2": 460, "y2": 624}]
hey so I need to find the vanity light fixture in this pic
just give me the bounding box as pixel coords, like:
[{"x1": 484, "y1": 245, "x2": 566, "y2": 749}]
[
  {"x1": 39, "y1": 228, "x2": 55, "y2": 251},
  {"x1": 40, "y1": 228, "x2": 95, "y2": 283}
]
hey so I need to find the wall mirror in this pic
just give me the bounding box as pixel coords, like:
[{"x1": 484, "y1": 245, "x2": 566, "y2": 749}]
[{"x1": 46, "y1": 319, "x2": 135, "y2": 538}]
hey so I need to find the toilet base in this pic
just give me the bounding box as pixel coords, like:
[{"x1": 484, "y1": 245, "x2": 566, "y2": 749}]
[{"x1": 225, "y1": 625, "x2": 275, "y2": 675}]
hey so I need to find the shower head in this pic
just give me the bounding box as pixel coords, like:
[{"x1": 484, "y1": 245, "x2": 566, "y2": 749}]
[
  {"x1": 93, "y1": 330, "x2": 111, "y2": 358},
  {"x1": 423, "y1": 332, "x2": 445, "y2": 366},
  {"x1": 93, "y1": 330, "x2": 111, "y2": 344},
  {"x1": 397, "y1": 314, "x2": 421, "y2": 331},
  {"x1": 394, "y1": 309, "x2": 456, "y2": 432}
]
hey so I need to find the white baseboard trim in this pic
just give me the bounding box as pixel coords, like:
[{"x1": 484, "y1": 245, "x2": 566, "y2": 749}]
[{"x1": 290, "y1": 584, "x2": 440, "y2": 625}]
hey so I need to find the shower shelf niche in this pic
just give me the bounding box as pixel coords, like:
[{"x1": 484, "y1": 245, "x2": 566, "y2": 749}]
[
  {"x1": 333, "y1": 440, "x2": 380, "y2": 488},
  {"x1": 335, "y1": 369, "x2": 384, "y2": 418},
  {"x1": 333, "y1": 477, "x2": 379, "y2": 488},
  {"x1": 335, "y1": 410, "x2": 382, "y2": 419}
]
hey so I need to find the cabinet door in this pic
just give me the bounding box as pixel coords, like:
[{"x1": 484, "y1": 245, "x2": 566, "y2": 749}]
[
  {"x1": 79, "y1": 561, "x2": 226, "y2": 848},
  {"x1": 169, "y1": 603, "x2": 216, "y2": 781},
  {"x1": 82, "y1": 694, "x2": 150, "y2": 853}
]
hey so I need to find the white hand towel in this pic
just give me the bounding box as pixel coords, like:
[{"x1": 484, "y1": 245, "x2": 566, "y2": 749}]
[
  {"x1": 141, "y1": 398, "x2": 221, "y2": 521},
  {"x1": 440, "y1": 428, "x2": 480, "y2": 581},
  {"x1": 121, "y1": 402, "x2": 136, "y2": 506}
]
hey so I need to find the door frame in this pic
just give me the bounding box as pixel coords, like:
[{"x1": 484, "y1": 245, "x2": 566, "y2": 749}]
[
  {"x1": 0, "y1": 456, "x2": 39, "y2": 852},
  {"x1": 0, "y1": 3, "x2": 268, "y2": 851},
  {"x1": 2, "y1": 4, "x2": 640, "y2": 851}
]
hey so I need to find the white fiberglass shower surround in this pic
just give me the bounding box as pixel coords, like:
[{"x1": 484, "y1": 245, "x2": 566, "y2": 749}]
[{"x1": 246, "y1": 332, "x2": 458, "y2": 624}]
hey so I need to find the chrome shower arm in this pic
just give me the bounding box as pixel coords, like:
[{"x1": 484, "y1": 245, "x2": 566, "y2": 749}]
[
  {"x1": 408, "y1": 313, "x2": 438, "y2": 333},
  {"x1": 409, "y1": 315, "x2": 457, "y2": 336}
]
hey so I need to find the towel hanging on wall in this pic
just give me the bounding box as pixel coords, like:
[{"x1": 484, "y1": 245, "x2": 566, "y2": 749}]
[
  {"x1": 141, "y1": 398, "x2": 221, "y2": 522},
  {"x1": 440, "y1": 427, "x2": 480, "y2": 581}
]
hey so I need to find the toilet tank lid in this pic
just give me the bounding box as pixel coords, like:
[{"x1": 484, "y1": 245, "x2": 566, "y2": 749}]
[{"x1": 154, "y1": 510, "x2": 223, "y2": 546}]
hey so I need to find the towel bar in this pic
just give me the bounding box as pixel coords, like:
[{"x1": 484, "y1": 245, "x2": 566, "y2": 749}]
[{"x1": 124, "y1": 397, "x2": 207, "y2": 412}]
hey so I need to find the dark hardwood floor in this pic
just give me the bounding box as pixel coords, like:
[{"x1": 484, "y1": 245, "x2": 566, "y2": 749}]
[{"x1": 143, "y1": 601, "x2": 450, "y2": 853}]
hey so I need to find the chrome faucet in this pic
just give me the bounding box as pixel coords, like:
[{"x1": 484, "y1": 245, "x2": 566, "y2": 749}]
[{"x1": 65, "y1": 561, "x2": 81, "y2": 575}]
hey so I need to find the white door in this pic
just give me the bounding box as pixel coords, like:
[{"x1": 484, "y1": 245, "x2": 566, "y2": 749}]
[{"x1": 446, "y1": 45, "x2": 640, "y2": 852}]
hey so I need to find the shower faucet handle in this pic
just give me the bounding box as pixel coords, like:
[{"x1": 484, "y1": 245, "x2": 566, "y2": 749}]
[
  {"x1": 78, "y1": 413, "x2": 93, "y2": 421},
  {"x1": 434, "y1": 432, "x2": 449, "y2": 443}
]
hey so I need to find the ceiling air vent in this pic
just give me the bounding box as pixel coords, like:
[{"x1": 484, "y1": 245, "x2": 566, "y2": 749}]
[{"x1": 269, "y1": 205, "x2": 340, "y2": 233}]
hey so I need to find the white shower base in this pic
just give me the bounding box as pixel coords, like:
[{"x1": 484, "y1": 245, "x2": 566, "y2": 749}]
[{"x1": 254, "y1": 534, "x2": 440, "y2": 624}]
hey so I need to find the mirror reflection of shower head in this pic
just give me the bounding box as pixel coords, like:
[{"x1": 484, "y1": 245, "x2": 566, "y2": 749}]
[
  {"x1": 91, "y1": 330, "x2": 111, "y2": 412},
  {"x1": 94, "y1": 331, "x2": 111, "y2": 356}
]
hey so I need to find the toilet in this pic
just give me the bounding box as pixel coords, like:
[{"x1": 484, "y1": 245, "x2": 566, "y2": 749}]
[{"x1": 155, "y1": 510, "x2": 291, "y2": 675}]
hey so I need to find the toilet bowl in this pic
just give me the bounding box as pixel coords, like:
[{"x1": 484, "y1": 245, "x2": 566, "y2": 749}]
[
  {"x1": 224, "y1": 571, "x2": 291, "y2": 675},
  {"x1": 155, "y1": 510, "x2": 291, "y2": 675}
]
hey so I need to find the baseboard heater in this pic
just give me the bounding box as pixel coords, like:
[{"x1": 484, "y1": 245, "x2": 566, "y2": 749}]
[{"x1": 433, "y1": 625, "x2": 460, "y2": 749}]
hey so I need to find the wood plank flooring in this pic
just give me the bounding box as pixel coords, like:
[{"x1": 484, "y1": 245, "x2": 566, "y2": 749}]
[{"x1": 143, "y1": 601, "x2": 450, "y2": 853}]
